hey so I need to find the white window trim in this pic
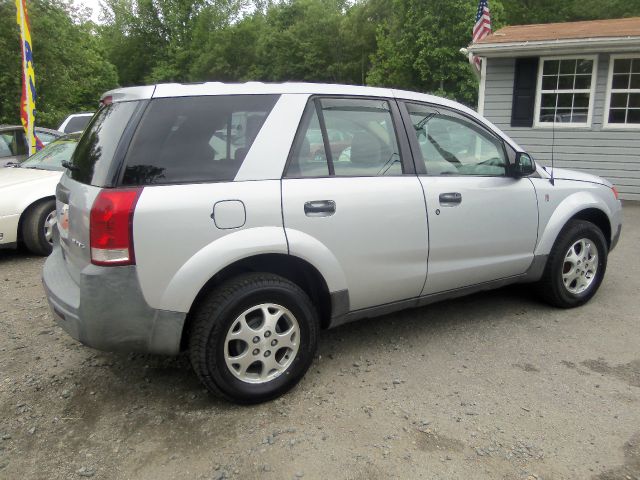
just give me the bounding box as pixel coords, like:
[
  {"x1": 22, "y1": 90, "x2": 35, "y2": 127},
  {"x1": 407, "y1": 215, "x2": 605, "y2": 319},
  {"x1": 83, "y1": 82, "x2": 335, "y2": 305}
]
[
  {"x1": 603, "y1": 53, "x2": 640, "y2": 130},
  {"x1": 477, "y1": 58, "x2": 487, "y2": 116},
  {"x1": 533, "y1": 54, "x2": 598, "y2": 129}
]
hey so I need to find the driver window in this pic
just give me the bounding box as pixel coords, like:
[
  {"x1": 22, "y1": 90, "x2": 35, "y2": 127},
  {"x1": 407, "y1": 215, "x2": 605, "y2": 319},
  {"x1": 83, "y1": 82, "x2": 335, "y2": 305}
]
[
  {"x1": 407, "y1": 103, "x2": 506, "y2": 176},
  {"x1": 287, "y1": 98, "x2": 403, "y2": 177}
]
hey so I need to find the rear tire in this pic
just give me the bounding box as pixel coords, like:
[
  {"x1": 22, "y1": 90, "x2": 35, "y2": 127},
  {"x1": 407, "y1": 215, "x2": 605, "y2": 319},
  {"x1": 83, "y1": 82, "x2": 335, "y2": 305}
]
[
  {"x1": 22, "y1": 199, "x2": 56, "y2": 256},
  {"x1": 189, "y1": 273, "x2": 319, "y2": 404},
  {"x1": 538, "y1": 219, "x2": 607, "y2": 308}
]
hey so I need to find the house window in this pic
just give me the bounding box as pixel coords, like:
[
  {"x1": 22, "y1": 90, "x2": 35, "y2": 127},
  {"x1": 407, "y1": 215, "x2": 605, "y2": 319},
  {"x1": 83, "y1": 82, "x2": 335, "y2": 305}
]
[
  {"x1": 535, "y1": 56, "x2": 597, "y2": 127},
  {"x1": 604, "y1": 55, "x2": 640, "y2": 128}
]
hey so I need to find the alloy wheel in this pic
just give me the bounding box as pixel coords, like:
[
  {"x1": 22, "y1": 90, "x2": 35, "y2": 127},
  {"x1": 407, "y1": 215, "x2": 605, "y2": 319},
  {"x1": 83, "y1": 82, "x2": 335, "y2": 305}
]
[
  {"x1": 44, "y1": 210, "x2": 56, "y2": 245},
  {"x1": 224, "y1": 303, "x2": 300, "y2": 384},
  {"x1": 562, "y1": 238, "x2": 598, "y2": 294}
]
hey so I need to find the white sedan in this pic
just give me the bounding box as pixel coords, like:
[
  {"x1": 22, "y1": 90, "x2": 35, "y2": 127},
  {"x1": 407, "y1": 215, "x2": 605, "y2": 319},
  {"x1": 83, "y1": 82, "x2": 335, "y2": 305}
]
[{"x1": 0, "y1": 133, "x2": 80, "y2": 255}]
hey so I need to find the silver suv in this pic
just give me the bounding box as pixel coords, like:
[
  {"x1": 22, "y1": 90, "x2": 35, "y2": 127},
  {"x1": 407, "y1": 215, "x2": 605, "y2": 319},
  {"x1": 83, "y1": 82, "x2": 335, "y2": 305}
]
[{"x1": 43, "y1": 83, "x2": 622, "y2": 403}]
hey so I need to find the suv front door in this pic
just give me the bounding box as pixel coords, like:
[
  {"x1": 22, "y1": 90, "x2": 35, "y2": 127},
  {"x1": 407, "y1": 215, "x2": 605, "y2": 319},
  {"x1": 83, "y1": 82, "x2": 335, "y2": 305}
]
[
  {"x1": 401, "y1": 102, "x2": 538, "y2": 295},
  {"x1": 282, "y1": 97, "x2": 429, "y2": 311}
]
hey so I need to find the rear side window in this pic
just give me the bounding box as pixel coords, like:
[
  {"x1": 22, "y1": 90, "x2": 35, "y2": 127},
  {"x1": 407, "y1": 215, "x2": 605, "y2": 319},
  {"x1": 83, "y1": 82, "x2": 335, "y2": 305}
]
[
  {"x1": 0, "y1": 131, "x2": 26, "y2": 157},
  {"x1": 0, "y1": 133, "x2": 15, "y2": 157},
  {"x1": 121, "y1": 95, "x2": 279, "y2": 185},
  {"x1": 69, "y1": 101, "x2": 140, "y2": 185},
  {"x1": 286, "y1": 98, "x2": 403, "y2": 177}
]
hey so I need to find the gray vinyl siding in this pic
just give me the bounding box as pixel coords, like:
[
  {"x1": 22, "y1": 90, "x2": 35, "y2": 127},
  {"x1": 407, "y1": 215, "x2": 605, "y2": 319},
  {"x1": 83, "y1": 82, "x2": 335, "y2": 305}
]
[{"x1": 482, "y1": 55, "x2": 640, "y2": 201}]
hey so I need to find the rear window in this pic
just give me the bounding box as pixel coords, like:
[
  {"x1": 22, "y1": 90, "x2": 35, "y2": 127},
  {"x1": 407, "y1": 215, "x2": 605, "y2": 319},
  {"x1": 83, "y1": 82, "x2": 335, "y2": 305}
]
[
  {"x1": 64, "y1": 115, "x2": 92, "y2": 133},
  {"x1": 69, "y1": 101, "x2": 139, "y2": 185},
  {"x1": 121, "y1": 95, "x2": 279, "y2": 185}
]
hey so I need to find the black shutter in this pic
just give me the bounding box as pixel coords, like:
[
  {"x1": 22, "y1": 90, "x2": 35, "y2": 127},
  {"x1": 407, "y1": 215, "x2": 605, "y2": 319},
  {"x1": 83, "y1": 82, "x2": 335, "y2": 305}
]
[{"x1": 510, "y1": 57, "x2": 539, "y2": 127}]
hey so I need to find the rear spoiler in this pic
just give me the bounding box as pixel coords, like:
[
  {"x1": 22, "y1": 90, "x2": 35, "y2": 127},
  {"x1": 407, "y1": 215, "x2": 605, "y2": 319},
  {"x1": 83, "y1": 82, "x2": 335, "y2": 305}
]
[{"x1": 100, "y1": 85, "x2": 156, "y2": 105}]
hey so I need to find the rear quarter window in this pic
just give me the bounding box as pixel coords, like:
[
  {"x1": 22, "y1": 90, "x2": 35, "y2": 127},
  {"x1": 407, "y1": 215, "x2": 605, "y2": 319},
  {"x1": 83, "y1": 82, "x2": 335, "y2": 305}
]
[{"x1": 121, "y1": 95, "x2": 279, "y2": 185}]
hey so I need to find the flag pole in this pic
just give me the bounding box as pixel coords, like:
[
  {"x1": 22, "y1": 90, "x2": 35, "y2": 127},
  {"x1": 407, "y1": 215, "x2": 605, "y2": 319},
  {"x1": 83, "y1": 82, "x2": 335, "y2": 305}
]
[
  {"x1": 16, "y1": 0, "x2": 39, "y2": 155},
  {"x1": 470, "y1": 0, "x2": 492, "y2": 79}
]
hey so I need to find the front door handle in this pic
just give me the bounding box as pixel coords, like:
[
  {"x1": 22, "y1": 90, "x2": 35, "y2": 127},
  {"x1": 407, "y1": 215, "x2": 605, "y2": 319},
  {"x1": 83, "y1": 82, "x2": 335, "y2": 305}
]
[
  {"x1": 439, "y1": 192, "x2": 462, "y2": 206},
  {"x1": 304, "y1": 200, "x2": 336, "y2": 217}
]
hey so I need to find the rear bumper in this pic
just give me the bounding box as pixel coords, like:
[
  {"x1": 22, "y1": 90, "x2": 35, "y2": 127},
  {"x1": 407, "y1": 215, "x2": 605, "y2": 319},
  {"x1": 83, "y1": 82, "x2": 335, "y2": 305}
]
[{"x1": 43, "y1": 242, "x2": 186, "y2": 355}]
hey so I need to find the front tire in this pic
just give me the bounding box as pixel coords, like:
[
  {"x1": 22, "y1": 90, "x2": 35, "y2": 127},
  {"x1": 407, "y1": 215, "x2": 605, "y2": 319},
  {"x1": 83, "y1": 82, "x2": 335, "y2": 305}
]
[
  {"x1": 538, "y1": 219, "x2": 608, "y2": 308},
  {"x1": 22, "y1": 199, "x2": 56, "y2": 256},
  {"x1": 189, "y1": 273, "x2": 319, "y2": 404}
]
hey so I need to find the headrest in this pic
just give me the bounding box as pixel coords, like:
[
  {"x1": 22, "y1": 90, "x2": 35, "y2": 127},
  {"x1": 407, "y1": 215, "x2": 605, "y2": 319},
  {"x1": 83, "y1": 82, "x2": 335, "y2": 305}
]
[
  {"x1": 245, "y1": 115, "x2": 266, "y2": 144},
  {"x1": 350, "y1": 132, "x2": 384, "y2": 165}
]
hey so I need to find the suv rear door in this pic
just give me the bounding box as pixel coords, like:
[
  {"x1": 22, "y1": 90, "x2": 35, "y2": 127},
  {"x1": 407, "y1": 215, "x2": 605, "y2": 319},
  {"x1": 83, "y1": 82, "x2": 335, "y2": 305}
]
[{"x1": 281, "y1": 97, "x2": 429, "y2": 312}]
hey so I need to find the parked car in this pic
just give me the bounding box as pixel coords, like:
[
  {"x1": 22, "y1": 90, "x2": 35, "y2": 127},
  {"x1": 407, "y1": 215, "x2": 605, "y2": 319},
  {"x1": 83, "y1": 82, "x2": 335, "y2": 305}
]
[
  {"x1": 57, "y1": 112, "x2": 94, "y2": 134},
  {"x1": 0, "y1": 125, "x2": 62, "y2": 167},
  {"x1": 306, "y1": 128, "x2": 351, "y2": 163},
  {"x1": 0, "y1": 133, "x2": 80, "y2": 255},
  {"x1": 43, "y1": 83, "x2": 622, "y2": 404}
]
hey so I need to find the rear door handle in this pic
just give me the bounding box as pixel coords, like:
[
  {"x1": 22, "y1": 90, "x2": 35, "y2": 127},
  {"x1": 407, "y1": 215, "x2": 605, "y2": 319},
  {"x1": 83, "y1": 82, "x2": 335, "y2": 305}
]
[
  {"x1": 304, "y1": 200, "x2": 336, "y2": 217},
  {"x1": 439, "y1": 192, "x2": 462, "y2": 206}
]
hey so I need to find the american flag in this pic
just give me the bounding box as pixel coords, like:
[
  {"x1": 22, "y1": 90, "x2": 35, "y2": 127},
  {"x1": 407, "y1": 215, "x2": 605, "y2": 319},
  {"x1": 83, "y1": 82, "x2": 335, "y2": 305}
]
[{"x1": 471, "y1": 0, "x2": 491, "y2": 71}]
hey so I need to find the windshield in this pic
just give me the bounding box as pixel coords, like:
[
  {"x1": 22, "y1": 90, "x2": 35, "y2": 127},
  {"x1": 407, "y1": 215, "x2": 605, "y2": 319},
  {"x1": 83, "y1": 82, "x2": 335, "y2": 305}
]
[{"x1": 20, "y1": 135, "x2": 80, "y2": 171}]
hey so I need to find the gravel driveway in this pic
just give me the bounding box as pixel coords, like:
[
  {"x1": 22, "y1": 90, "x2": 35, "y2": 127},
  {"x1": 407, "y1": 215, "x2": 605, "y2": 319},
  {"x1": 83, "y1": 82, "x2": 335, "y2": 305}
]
[{"x1": 1, "y1": 203, "x2": 639, "y2": 480}]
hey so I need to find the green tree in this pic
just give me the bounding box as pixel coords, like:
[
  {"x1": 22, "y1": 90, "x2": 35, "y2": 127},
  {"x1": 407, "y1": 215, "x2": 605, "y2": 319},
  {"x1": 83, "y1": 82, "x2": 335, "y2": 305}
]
[
  {"x1": 368, "y1": 0, "x2": 505, "y2": 107},
  {"x1": 99, "y1": 0, "x2": 247, "y2": 84},
  {"x1": 98, "y1": 0, "x2": 167, "y2": 86},
  {"x1": 189, "y1": 13, "x2": 267, "y2": 81},
  {"x1": 334, "y1": 0, "x2": 392, "y2": 84},
  {"x1": 0, "y1": 0, "x2": 118, "y2": 128},
  {"x1": 252, "y1": 0, "x2": 350, "y2": 82},
  {"x1": 502, "y1": 0, "x2": 640, "y2": 24},
  {"x1": 0, "y1": 0, "x2": 22, "y2": 125}
]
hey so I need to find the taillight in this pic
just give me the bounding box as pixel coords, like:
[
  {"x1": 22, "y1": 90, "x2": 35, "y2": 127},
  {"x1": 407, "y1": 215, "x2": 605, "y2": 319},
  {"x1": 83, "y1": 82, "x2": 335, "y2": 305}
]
[
  {"x1": 100, "y1": 95, "x2": 113, "y2": 106},
  {"x1": 90, "y1": 188, "x2": 142, "y2": 266},
  {"x1": 611, "y1": 185, "x2": 619, "y2": 200}
]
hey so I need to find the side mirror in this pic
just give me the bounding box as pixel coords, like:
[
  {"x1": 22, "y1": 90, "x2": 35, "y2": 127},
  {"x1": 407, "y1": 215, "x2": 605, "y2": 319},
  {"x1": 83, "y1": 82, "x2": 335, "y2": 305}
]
[{"x1": 512, "y1": 152, "x2": 536, "y2": 178}]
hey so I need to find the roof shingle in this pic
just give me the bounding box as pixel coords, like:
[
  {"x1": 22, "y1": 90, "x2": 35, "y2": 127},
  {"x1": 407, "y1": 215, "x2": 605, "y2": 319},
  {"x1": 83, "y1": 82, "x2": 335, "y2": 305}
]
[{"x1": 477, "y1": 17, "x2": 640, "y2": 45}]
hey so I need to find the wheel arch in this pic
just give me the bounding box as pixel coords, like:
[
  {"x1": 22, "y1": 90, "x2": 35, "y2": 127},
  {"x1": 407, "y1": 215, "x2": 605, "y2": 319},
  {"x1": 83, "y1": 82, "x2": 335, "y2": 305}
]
[
  {"x1": 180, "y1": 253, "x2": 335, "y2": 350},
  {"x1": 535, "y1": 192, "x2": 613, "y2": 257},
  {"x1": 569, "y1": 208, "x2": 611, "y2": 249},
  {"x1": 17, "y1": 195, "x2": 56, "y2": 242}
]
